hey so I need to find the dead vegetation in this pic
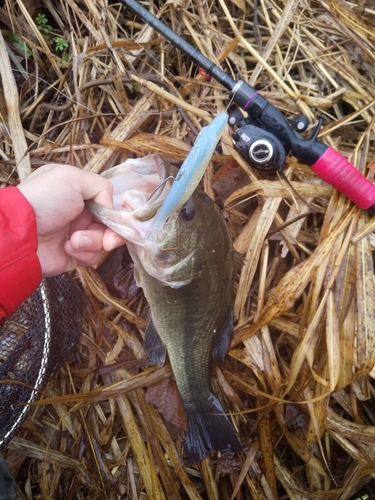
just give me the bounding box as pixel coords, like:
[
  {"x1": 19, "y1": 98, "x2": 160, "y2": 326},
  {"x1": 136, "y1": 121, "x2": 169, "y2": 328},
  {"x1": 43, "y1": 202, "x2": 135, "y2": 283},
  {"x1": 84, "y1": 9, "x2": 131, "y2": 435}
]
[{"x1": 1, "y1": 0, "x2": 375, "y2": 498}]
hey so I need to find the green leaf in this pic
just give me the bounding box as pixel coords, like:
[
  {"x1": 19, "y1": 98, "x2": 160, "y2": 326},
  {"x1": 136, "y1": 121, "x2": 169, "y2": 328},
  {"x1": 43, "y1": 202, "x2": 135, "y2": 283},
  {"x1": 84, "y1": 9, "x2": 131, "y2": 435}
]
[
  {"x1": 53, "y1": 37, "x2": 69, "y2": 52},
  {"x1": 6, "y1": 32, "x2": 32, "y2": 58},
  {"x1": 35, "y1": 13, "x2": 52, "y2": 34}
]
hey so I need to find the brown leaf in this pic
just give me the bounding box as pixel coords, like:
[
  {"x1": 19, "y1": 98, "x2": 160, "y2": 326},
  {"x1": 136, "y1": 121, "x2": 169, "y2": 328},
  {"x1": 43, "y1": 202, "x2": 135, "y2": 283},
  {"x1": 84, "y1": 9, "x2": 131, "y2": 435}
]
[
  {"x1": 326, "y1": 290, "x2": 341, "y2": 391},
  {"x1": 216, "y1": 452, "x2": 243, "y2": 476},
  {"x1": 77, "y1": 267, "x2": 146, "y2": 330},
  {"x1": 101, "y1": 133, "x2": 229, "y2": 163},
  {"x1": 145, "y1": 377, "x2": 187, "y2": 430},
  {"x1": 86, "y1": 37, "x2": 164, "y2": 54},
  {"x1": 233, "y1": 208, "x2": 354, "y2": 346},
  {"x1": 227, "y1": 0, "x2": 245, "y2": 11},
  {"x1": 212, "y1": 156, "x2": 249, "y2": 203},
  {"x1": 285, "y1": 404, "x2": 310, "y2": 431}
]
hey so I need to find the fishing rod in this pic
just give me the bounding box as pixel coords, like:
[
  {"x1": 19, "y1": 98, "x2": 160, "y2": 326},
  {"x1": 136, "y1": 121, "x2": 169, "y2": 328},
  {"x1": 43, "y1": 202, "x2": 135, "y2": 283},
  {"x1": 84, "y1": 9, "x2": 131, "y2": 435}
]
[{"x1": 120, "y1": 0, "x2": 375, "y2": 214}]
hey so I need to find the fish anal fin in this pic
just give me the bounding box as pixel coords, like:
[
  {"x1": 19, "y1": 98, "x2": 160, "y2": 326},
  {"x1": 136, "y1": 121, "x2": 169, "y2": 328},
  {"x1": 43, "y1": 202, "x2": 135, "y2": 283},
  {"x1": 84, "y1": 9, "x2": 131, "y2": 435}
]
[
  {"x1": 184, "y1": 395, "x2": 241, "y2": 464},
  {"x1": 144, "y1": 317, "x2": 167, "y2": 366},
  {"x1": 212, "y1": 308, "x2": 233, "y2": 365}
]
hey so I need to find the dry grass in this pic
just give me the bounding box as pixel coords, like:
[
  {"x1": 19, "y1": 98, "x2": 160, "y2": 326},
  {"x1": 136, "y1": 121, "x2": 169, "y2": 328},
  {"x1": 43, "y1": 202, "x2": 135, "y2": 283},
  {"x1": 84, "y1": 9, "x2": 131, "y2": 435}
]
[{"x1": 1, "y1": 0, "x2": 375, "y2": 498}]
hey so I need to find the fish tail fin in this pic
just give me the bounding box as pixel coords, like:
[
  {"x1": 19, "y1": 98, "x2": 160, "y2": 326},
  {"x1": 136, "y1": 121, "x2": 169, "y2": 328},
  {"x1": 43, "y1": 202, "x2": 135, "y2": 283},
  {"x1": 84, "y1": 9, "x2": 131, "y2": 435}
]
[{"x1": 184, "y1": 395, "x2": 241, "y2": 464}]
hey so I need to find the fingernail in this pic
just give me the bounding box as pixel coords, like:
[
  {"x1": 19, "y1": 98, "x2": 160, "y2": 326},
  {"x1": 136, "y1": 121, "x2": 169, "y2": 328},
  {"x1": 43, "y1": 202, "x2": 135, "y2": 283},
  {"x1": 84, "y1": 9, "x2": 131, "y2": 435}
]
[
  {"x1": 108, "y1": 233, "x2": 124, "y2": 250},
  {"x1": 78, "y1": 233, "x2": 92, "y2": 250}
]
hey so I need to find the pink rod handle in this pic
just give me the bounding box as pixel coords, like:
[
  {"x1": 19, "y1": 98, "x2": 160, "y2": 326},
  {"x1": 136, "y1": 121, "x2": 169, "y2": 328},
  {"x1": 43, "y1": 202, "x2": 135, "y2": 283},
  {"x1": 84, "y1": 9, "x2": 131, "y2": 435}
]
[{"x1": 311, "y1": 147, "x2": 375, "y2": 210}]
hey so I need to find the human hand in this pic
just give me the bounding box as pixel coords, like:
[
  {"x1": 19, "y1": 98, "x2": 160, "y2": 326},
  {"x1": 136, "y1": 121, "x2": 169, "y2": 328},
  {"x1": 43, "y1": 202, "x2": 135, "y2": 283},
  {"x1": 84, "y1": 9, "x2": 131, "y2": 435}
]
[{"x1": 18, "y1": 164, "x2": 126, "y2": 277}]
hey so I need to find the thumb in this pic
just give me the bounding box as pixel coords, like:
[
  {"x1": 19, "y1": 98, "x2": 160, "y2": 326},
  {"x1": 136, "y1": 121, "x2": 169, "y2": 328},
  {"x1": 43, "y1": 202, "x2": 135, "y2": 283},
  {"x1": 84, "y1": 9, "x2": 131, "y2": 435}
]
[{"x1": 75, "y1": 170, "x2": 114, "y2": 208}]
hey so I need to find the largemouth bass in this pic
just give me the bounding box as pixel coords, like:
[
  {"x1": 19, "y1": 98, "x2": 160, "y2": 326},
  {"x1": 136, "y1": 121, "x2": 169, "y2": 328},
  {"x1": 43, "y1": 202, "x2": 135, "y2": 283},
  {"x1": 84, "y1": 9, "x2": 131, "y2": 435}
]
[{"x1": 87, "y1": 114, "x2": 241, "y2": 462}]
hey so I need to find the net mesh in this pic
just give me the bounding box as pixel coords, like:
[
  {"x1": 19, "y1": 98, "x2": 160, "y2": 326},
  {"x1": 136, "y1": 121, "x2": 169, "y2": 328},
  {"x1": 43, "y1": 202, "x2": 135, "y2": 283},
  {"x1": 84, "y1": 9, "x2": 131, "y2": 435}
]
[{"x1": 0, "y1": 274, "x2": 82, "y2": 450}]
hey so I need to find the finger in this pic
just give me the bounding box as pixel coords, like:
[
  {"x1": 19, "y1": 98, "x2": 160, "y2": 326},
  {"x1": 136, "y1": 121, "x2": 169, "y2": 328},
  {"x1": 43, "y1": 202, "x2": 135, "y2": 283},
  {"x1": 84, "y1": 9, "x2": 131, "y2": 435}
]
[
  {"x1": 65, "y1": 240, "x2": 104, "y2": 266},
  {"x1": 74, "y1": 252, "x2": 104, "y2": 266},
  {"x1": 75, "y1": 170, "x2": 114, "y2": 208},
  {"x1": 103, "y1": 228, "x2": 126, "y2": 251},
  {"x1": 29, "y1": 164, "x2": 114, "y2": 208},
  {"x1": 74, "y1": 251, "x2": 104, "y2": 267},
  {"x1": 68, "y1": 226, "x2": 125, "y2": 256},
  {"x1": 69, "y1": 209, "x2": 104, "y2": 236},
  {"x1": 69, "y1": 228, "x2": 107, "y2": 252}
]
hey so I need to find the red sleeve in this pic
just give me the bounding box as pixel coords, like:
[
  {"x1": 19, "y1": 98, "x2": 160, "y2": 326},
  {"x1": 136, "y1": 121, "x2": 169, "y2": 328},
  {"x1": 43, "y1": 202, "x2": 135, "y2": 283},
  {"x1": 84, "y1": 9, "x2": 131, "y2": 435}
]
[{"x1": 0, "y1": 186, "x2": 42, "y2": 321}]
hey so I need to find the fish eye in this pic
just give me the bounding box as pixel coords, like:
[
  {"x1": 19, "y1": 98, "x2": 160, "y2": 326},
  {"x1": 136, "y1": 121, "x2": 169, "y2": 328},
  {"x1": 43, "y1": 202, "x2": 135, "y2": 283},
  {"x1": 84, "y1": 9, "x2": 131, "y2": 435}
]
[{"x1": 179, "y1": 198, "x2": 196, "y2": 221}]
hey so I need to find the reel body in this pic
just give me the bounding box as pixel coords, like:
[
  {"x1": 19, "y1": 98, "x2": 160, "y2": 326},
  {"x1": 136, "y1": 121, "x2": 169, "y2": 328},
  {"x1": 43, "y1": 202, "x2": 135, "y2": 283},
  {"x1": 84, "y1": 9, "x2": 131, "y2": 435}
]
[{"x1": 229, "y1": 109, "x2": 310, "y2": 172}]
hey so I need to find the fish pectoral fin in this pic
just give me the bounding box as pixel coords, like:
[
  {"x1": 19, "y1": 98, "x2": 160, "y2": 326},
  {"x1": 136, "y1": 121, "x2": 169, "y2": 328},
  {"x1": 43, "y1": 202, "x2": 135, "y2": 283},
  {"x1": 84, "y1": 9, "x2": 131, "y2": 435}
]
[
  {"x1": 212, "y1": 308, "x2": 234, "y2": 365},
  {"x1": 144, "y1": 317, "x2": 167, "y2": 366}
]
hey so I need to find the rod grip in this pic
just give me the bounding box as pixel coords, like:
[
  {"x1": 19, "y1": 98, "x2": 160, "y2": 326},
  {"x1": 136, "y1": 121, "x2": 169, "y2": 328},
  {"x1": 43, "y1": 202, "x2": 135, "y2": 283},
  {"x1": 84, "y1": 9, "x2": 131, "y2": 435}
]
[{"x1": 311, "y1": 147, "x2": 375, "y2": 212}]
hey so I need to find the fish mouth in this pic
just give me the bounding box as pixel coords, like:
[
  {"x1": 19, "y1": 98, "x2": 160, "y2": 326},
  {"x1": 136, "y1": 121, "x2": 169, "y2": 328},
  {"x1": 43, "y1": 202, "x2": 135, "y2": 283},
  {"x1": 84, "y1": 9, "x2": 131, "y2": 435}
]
[
  {"x1": 87, "y1": 114, "x2": 227, "y2": 248},
  {"x1": 86, "y1": 154, "x2": 173, "y2": 245}
]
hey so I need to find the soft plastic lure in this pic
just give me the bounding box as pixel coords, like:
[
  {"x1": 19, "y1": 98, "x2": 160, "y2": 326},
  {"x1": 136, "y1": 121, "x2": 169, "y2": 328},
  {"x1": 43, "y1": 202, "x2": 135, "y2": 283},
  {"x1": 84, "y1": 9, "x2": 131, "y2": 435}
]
[{"x1": 149, "y1": 112, "x2": 228, "y2": 239}]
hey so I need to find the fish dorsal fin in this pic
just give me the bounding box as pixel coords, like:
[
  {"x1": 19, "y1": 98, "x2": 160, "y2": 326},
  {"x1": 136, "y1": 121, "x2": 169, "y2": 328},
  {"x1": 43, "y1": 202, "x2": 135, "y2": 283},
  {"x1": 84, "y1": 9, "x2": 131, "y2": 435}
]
[
  {"x1": 212, "y1": 308, "x2": 234, "y2": 365},
  {"x1": 144, "y1": 317, "x2": 167, "y2": 366}
]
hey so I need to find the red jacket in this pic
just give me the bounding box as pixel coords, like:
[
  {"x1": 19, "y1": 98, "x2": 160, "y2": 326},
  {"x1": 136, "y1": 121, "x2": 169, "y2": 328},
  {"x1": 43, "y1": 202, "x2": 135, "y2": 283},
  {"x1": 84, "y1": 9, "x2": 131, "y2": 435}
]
[{"x1": 0, "y1": 187, "x2": 42, "y2": 321}]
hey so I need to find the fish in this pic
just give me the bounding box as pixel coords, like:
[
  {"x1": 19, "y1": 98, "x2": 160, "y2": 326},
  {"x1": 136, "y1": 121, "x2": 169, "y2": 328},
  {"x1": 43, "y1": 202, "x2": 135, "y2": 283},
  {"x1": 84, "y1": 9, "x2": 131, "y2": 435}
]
[{"x1": 87, "y1": 113, "x2": 241, "y2": 462}]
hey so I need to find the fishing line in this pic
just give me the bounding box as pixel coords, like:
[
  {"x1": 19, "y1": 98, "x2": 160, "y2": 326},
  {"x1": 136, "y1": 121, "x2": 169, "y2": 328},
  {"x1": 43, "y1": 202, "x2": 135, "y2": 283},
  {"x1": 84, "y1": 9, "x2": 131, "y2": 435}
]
[
  {"x1": 5, "y1": 4, "x2": 231, "y2": 185},
  {"x1": 116, "y1": 3, "x2": 232, "y2": 118},
  {"x1": 11, "y1": 0, "x2": 230, "y2": 125},
  {"x1": 12, "y1": 69, "x2": 97, "y2": 115},
  {"x1": 225, "y1": 92, "x2": 236, "y2": 114},
  {"x1": 12, "y1": 65, "x2": 213, "y2": 126}
]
